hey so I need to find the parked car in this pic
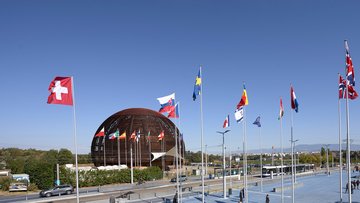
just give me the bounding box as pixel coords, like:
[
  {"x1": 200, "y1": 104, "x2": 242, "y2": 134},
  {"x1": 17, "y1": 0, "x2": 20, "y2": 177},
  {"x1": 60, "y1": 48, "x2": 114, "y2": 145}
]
[
  {"x1": 170, "y1": 175, "x2": 187, "y2": 182},
  {"x1": 39, "y1": 184, "x2": 74, "y2": 197}
]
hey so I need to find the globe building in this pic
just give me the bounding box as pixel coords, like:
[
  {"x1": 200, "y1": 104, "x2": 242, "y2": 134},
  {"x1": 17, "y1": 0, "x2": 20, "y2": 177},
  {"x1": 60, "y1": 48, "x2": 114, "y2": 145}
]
[{"x1": 91, "y1": 108, "x2": 184, "y2": 170}]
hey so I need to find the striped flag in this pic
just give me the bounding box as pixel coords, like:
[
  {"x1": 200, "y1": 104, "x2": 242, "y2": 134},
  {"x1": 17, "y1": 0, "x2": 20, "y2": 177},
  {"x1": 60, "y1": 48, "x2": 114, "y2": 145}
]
[
  {"x1": 290, "y1": 85, "x2": 299, "y2": 113},
  {"x1": 278, "y1": 98, "x2": 284, "y2": 120},
  {"x1": 223, "y1": 115, "x2": 230, "y2": 128}
]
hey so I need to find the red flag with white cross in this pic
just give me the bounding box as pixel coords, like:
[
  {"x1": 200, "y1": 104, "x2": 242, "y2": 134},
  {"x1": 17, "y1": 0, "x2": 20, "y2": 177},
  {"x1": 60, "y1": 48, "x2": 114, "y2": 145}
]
[{"x1": 47, "y1": 76, "x2": 73, "y2": 106}]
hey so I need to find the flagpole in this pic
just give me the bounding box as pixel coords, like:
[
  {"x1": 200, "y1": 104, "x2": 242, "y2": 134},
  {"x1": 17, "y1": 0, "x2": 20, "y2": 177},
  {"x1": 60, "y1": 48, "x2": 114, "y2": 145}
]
[
  {"x1": 229, "y1": 133, "x2": 232, "y2": 194},
  {"x1": 244, "y1": 108, "x2": 248, "y2": 203},
  {"x1": 178, "y1": 102, "x2": 183, "y2": 203},
  {"x1": 290, "y1": 103, "x2": 295, "y2": 203},
  {"x1": 125, "y1": 135, "x2": 128, "y2": 165},
  {"x1": 130, "y1": 144, "x2": 134, "y2": 184},
  {"x1": 162, "y1": 138, "x2": 165, "y2": 171},
  {"x1": 70, "y1": 77, "x2": 80, "y2": 203},
  {"x1": 345, "y1": 79, "x2": 352, "y2": 203},
  {"x1": 290, "y1": 104, "x2": 295, "y2": 203},
  {"x1": 140, "y1": 135, "x2": 142, "y2": 168},
  {"x1": 118, "y1": 137, "x2": 121, "y2": 166},
  {"x1": 242, "y1": 122, "x2": 245, "y2": 196},
  {"x1": 259, "y1": 120, "x2": 263, "y2": 192},
  {"x1": 104, "y1": 136, "x2": 106, "y2": 166},
  {"x1": 199, "y1": 66, "x2": 205, "y2": 203},
  {"x1": 338, "y1": 74, "x2": 343, "y2": 203},
  {"x1": 149, "y1": 132, "x2": 152, "y2": 167},
  {"x1": 280, "y1": 101, "x2": 284, "y2": 203},
  {"x1": 174, "y1": 113, "x2": 179, "y2": 203}
]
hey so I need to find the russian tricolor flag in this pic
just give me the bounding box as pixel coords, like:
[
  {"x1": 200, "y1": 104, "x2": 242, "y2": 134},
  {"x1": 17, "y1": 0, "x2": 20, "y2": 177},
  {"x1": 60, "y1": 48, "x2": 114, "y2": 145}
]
[
  {"x1": 223, "y1": 115, "x2": 230, "y2": 128},
  {"x1": 157, "y1": 93, "x2": 175, "y2": 113}
]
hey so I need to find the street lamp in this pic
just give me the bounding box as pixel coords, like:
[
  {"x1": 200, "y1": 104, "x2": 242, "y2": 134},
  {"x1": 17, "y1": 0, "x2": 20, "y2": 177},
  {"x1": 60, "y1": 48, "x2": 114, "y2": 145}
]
[{"x1": 217, "y1": 130, "x2": 231, "y2": 199}]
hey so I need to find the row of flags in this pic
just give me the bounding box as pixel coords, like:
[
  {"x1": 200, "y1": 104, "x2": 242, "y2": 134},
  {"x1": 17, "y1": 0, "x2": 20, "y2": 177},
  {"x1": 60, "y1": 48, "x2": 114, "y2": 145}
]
[
  {"x1": 221, "y1": 84, "x2": 299, "y2": 129},
  {"x1": 46, "y1": 41, "x2": 357, "y2": 146},
  {"x1": 94, "y1": 126, "x2": 165, "y2": 142}
]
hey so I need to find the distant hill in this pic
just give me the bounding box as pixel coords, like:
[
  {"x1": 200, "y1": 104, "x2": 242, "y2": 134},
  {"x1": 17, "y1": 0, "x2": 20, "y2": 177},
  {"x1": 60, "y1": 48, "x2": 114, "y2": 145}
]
[
  {"x1": 232, "y1": 144, "x2": 360, "y2": 154},
  {"x1": 195, "y1": 144, "x2": 360, "y2": 155}
]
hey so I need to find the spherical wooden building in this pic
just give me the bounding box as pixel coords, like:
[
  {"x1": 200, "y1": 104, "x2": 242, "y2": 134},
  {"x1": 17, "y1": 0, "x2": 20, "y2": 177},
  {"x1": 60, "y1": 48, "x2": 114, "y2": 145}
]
[{"x1": 91, "y1": 108, "x2": 184, "y2": 170}]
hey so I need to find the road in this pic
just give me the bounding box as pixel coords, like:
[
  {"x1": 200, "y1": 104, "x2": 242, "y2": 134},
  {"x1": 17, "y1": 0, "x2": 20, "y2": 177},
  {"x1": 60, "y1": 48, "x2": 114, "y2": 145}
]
[{"x1": 0, "y1": 174, "x2": 271, "y2": 203}]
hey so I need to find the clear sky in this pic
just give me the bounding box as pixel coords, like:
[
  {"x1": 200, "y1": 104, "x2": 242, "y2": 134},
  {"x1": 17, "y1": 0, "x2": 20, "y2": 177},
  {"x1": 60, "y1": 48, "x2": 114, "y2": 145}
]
[{"x1": 1, "y1": 0, "x2": 360, "y2": 154}]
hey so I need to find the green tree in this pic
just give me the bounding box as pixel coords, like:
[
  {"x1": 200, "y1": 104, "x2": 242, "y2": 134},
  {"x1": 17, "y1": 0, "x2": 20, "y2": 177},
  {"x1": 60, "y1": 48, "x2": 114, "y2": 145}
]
[
  {"x1": 7, "y1": 158, "x2": 25, "y2": 174},
  {"x1": 24, "y1": 159, "x2": 54, "y2": 190},
  {"x1": 58, "y1": 148, "x2": 74, "y2": 165}
]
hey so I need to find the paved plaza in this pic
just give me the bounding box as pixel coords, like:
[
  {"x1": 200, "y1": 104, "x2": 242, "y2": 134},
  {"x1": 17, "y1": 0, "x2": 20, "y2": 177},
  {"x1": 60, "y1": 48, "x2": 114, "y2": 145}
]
[{"x1": 179, "y1": 171, "x2": 360, "y2": 203}]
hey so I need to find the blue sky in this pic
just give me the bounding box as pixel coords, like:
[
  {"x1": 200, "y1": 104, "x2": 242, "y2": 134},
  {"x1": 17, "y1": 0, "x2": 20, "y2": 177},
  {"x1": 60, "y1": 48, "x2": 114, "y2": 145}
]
[{"x1": 1, "y1": 0, "x2": 360, "y2": 154}]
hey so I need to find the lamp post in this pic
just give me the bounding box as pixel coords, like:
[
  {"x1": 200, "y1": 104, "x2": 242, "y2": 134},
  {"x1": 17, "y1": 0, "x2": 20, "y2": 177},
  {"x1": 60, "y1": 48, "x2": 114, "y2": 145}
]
[{"x1": 217, "y1": 130, "x2": 231, "y2": 199}]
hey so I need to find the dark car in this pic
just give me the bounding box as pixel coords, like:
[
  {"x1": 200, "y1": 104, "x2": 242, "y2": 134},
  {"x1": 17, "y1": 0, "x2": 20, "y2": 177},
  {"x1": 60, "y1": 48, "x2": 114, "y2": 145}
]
[
  {"x1": 39, "y1": 184, "x2": 74, "y2": 197},
  {"x1": 170, "y1": 175, "x2": 187, "y2": 182}
]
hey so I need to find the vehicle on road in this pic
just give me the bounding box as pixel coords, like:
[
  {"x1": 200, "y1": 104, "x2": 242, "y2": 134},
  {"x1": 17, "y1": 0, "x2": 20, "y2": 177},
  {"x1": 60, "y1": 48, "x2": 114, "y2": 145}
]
[
  {"x1": 39, "y1": 184, "x2": 74, "y2": 197},
  {"x1": 170, "y1": 175, "x2": 187, "y2": 182}
]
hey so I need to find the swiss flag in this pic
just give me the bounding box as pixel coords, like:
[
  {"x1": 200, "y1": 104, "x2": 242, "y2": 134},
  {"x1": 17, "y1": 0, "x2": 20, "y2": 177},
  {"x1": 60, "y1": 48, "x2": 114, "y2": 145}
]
[{"x1": 47, "y1": 77, "x2": 73, "y2": 106}]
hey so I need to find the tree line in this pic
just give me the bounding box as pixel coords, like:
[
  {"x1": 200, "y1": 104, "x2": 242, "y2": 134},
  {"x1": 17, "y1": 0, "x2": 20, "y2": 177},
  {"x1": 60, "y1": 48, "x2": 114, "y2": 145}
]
[{"x1": 0, "y1": 148, "x2": 162, "y2": 191}]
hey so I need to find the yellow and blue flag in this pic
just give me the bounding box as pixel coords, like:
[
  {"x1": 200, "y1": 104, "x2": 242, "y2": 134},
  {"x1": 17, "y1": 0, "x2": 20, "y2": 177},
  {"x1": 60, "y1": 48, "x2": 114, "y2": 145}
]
[{"x1": 192, "y1": 68, "x2": 202, "y2": 101}]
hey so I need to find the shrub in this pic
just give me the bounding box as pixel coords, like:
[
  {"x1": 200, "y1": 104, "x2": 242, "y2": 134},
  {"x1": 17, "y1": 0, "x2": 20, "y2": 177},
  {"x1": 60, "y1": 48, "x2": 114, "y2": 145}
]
[{"x1": 0, "y1": 176, "x2": 11, "y2": 191}]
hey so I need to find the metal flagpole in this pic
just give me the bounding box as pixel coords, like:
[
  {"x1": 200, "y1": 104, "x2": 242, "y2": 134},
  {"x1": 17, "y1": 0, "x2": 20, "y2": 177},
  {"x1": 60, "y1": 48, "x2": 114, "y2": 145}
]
[
  {"x1": 244, "y1": 108, "x2": 248, "y2": 203},
  {"x1": 173, "y1": 104, "x2": 180, "y2": 203},
  {"x1": 130, "y1": 144, "x2": 134, "y2": 184},
  {"x1": 70, "y1": 77, "x2": 80, "y2": 203},
  {"x1": 125, "y1": 134, "x2": 128, "y2": 165},
  {"x1": 177, "y1": 102, "x2": 183, "y2": 203},
  {"x1": 140, "y1": 133, "x2": 142, "y2": 168},
  {"x1": 291, "y1": 106, "x2": 295, "y2": 203},
  {"x1": 259, "y1": 123, "x2": 263, "y2": 192},
  {"x1": 199, "y1": 66, "x2": 205, "y2": 203},
  {"x1": 222, "y1": 133, "x2": 226, "y2": 199},
  {"x1": 162, "y1": 138, "x2": 165, "y2": 171},
  {"x1": 149, "y1": 131, "x2": 152, "y2": 167},
  {"x1": 229, "y1": 133, "x2": 232, "y2": 194},
  {"x1": 118, "y1": 136, "x2": 121, "y2": 166},
  {"x1": 280, "y1": 107, "x2": 284, "y2": 203},
  {"x1": 175, "y1": 130, "x2": 179, "y2": 203},
  {"x1": 338, "y1": 93, "x2": 343, "y2": 202},
  {"x1": 103, "y1": 136, "x2": 106, "y2": 166},
  {"x1": 242, "y1": 126, "x2": 245, "y2": 194},
  {"x1": 134, "y1": 139, "x2": 136, "y2": 167},
  {"x1": 345, "y1": 78, "x2": 352, "y2": 203}
]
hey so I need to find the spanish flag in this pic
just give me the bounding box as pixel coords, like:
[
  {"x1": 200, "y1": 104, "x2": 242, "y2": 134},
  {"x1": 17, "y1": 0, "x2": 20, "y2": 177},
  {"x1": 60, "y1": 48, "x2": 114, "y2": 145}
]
[{"x1": 236, "y1": 84, "x2": 248, "y2": 109}]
